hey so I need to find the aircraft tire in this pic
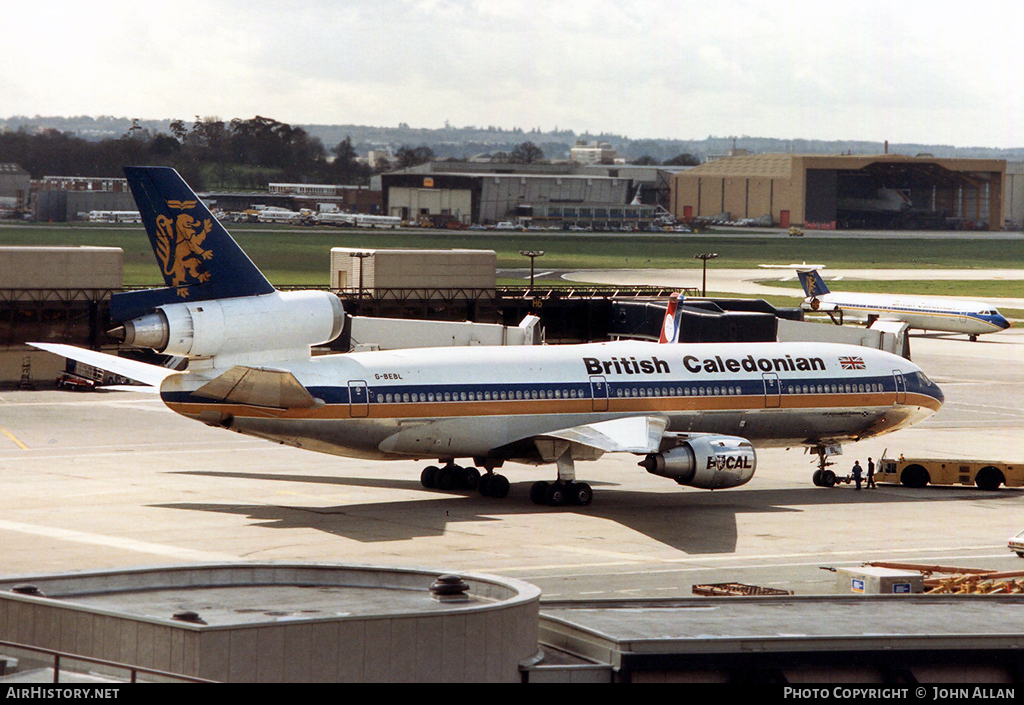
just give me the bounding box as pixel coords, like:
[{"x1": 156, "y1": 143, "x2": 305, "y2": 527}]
[
  {"x1": 436, "y1": 466, "x2": 457, "y2": 490},
  {"x1": 530, "y1": 481, "x2": 550, "y2": 505},
  {"x1": 420, "y1": 466, "x2": 439, "y2": 489},
  {"x1": 545, "y1": 483, "x2": 567, "y2": 507},
  {"x1": 567, "y1": 481, "x2": 593, "y2": 506},
  {"x1": 812, "y1": 470, "x2": 823, "y2": 486},
  {"x1": 489, "y1": 474, "x2": 510, "y2": 498},
  {"x1": 462, "y1": 466, "x2": 481, "y2": 490},
  {"x1": 478, "y1": 474, "x2": 492, "y2": 497},
  {"x1": 821, "y1": 470, "x2": 836, "y2": 487}
]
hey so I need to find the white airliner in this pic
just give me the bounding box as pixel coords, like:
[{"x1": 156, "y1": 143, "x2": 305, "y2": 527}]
[
  {"x1": 32, "y1": 168, "x2": 945, "y2": 507},
  {"x1": 757, "y1": 262, "x2": 826, "y2": 270},
  {"x1": 798, "y1": 269, "x2": 1011, "y2": 341}
]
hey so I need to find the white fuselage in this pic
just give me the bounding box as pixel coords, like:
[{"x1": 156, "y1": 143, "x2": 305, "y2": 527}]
[
  {"x1": 161, "y1": 340, "x2": 944, "y2": 463},
  {"x1": 806, "y1": 292, "x2": 1011, "y2": 336}
]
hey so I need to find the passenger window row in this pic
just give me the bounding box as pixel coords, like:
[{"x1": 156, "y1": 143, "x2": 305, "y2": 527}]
[
  {"x1": 374, "y1": 388, "x2": 589, "y2": 403},
  {"x1": 785, "y1": 382, "x2": 884, "y2": 394},
  {"x1": 369, "y1": 380, "x2": 886, "y2": 404}
]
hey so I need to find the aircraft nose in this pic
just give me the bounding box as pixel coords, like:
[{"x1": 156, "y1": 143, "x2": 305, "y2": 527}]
[{"x1": 998, "y1": 315, "x2": 1012, "y2": 330}]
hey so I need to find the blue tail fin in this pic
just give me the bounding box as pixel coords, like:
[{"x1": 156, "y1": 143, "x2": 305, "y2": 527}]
[
  {"x1": 110, "y1": 167, "x2": 275, "y2": 322},
  {"x1": 797, "y1": 269, "x2": 830, "y2": 298}
]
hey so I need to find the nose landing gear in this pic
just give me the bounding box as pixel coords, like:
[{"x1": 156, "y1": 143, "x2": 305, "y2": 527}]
[{"x1": 810, "y1": 444, "x2": 840, "y2": 487}]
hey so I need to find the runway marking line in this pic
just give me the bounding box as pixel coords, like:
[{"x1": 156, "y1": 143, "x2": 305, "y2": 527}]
[
  {"x1": 0, "y1": 519, "x2": 239, "y2": 561},
  {"x1": 1, "y1": 426, "x2": 29, "y2": 450}
]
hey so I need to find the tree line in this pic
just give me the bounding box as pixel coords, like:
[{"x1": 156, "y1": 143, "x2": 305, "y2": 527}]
[
  {"x1": 0, "y1": 115, "x2": 561, "y2": 190},
  {"x1": 0, "y1": 113, "x2": 704, "y2": 191},
  {"x1": 0, "y1": 116, "x2": 391, "y2": 190}
]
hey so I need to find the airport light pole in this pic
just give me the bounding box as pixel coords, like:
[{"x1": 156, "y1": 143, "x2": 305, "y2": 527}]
[
  {"x1": 349, "y1": 251, "x2": 371, "y2": 301},
  {"x1": 519, "y1": 250, "x2": 545, "y2": 290},
  {"x1": 694, "y1": 253, "x2": 718, "y2": 297}
]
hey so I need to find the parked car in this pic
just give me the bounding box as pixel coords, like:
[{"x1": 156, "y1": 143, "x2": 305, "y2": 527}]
[{"x1": 1009, "y1": 529, "x2": 1024, "y2": 558}]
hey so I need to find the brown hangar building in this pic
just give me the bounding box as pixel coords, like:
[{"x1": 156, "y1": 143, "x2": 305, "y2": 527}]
[{"x1": 670, "y1": 153, "x2": 1006, "y2": 231}]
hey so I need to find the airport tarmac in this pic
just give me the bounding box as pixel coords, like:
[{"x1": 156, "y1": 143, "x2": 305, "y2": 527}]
[
  {"x1": 1, "y1": 326, "x2": 1022, "y2": 602},
  {"x1": 559, "y1": 267, "x2": 1024, "y2": 310}
]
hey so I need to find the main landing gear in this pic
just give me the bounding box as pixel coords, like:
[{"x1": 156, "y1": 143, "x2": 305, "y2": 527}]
[
  {"x1": 418, "y1": 455, "x2": 595, "y2": 506},
  {"x1": 420, "y1": 461, "x2": 510, "y2": 498},
  {"x1": 529, "y1": 480, "x2": 593, "y2": 507},
  {"x1": 530, "y1": 452, "x2": 593, "y2": 507}
]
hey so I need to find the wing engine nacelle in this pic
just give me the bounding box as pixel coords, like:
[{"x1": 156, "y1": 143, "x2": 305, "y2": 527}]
[
  {"x1": 639, "y1": 434, "x2": 756, "y2": 489},
  {"x1": 113, "y1": 290, "x2": 345, "y2": 358}
]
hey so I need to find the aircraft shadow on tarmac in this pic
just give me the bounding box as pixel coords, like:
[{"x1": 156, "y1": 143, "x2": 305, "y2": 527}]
[{"x1": 159, "y1": 471, "x2": 1020, "y2": 555}]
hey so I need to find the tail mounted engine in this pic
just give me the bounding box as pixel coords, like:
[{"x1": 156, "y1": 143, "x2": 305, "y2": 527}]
[
  {"x1": 111, "y1": 290, "x2": 345, "y2": 359},
  {"x1": 639, "y1": 434, "x2": 756, "y2": 489}
]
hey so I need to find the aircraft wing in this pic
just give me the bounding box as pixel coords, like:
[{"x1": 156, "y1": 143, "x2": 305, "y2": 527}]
[
  {"x1": 538, "y1": 415, "x2": 669, "y2": 454},
  {"x1": 28, "y1": 342, "x2": 177, "y2": 388}
]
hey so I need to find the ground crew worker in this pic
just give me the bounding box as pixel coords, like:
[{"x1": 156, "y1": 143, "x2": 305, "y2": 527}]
[
  {"x1": 866, "y1": 457, "x2": 876, "y2": 489},
  {"x1": 852, "y1": 460, "x2": 863, "y2": 490}
]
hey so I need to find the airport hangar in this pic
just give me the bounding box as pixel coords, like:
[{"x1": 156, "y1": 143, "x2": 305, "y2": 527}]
[
  {"x1": 380, "y1": 162, "x2": 682, "y2": 228},
  {"x1": 669, "y1": 153, "x2": 1008, "y2": 230}
]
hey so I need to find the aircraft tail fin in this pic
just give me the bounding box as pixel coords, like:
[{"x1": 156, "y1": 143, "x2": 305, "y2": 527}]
[
  {"x1": 797, "y1": 269, "x2": 830, "y2": 298},
  {"x1": 110, "y1": 166, "x2": 275, "y2": 322},
  {"x1": 659, "y1": 293, "x2": 683, "y2": 343}
]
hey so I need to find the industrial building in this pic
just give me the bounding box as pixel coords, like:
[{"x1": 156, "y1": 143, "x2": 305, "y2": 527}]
[
  {"x1": 670, "y1": 153, "x2": 1007, "y2": 230},
  {"x1": 381, "y1": 165, "x2": 659, "y2": 228}
]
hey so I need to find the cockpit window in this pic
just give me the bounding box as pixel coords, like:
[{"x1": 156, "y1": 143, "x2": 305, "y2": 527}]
[{"x1": 914, "y1": 371, "x2": 933, "y2": 387}]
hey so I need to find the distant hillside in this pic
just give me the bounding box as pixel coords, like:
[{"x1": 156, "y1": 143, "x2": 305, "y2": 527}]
[{"x1": 4, "y1": 115, "x2": 1024, "y2": 162}]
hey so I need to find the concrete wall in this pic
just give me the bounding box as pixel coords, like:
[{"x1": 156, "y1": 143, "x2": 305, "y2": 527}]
[{"x1": 0, "y1": 564, "x2": 541, "y2": 683}]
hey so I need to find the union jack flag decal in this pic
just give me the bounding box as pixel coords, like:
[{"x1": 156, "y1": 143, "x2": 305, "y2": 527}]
[{"x1": 839, "y1": 356, "x2": 865, "y2": 370}]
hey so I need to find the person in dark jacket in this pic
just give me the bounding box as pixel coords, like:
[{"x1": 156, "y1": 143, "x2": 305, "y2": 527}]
[
  {"x1": 866, "y1": 457, "x2": 876, "y2": 489},
  {"x1": 852, "y1": 461, "x2": 863, "y2": 490}
]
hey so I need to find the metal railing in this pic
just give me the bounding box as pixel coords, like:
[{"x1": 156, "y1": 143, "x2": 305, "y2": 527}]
[{"x1": 0, "y1": 639, "x2": 214, "y2": 684}]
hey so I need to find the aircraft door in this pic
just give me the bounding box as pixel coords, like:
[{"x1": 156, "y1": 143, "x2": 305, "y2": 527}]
[
  {"x1": 590, "y1": 376, "x2": 609, "y2": 412},
  {"x1": 762, "y1": 373, "x2": 781, "y2": 408},
  {"x1": 349, "y1": 380, "x2": 369, "y2": 417},
  {"x1": 893, "y1": 371, "x2": 907, "y2": 404}
]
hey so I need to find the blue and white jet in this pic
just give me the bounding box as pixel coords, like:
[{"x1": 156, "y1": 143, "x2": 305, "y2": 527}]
[{"x1": 798, "y1": 269, "x2": 1011, "y2": 341}]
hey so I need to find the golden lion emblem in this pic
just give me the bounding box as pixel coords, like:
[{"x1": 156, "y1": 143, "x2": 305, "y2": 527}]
[{"x1": 155, "y1": 202, "x2": 214, "y2": 297}]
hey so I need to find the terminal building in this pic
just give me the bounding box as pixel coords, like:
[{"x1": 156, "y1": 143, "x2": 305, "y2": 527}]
[{"x1": 670, "y1": 153, "x2": 1008, "y2": 230}]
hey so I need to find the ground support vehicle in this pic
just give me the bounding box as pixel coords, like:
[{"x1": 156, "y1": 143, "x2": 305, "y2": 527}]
[{"x1": 877, "y1": 456, "x2": 1023, "y2": 491}]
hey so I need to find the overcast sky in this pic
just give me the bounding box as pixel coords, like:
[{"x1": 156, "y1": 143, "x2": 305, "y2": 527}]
[{"x1": 2, "y1": 0, "x2": 1020, "y2": 147}]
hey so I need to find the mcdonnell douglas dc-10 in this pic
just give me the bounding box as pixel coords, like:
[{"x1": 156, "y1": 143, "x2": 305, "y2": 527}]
[
  {"x1": 33, "y1": 167, "x2": 945, "y2": 506},
  {"x1": 798, "y1": 269, "x2": 1010, "y2": 341}
]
